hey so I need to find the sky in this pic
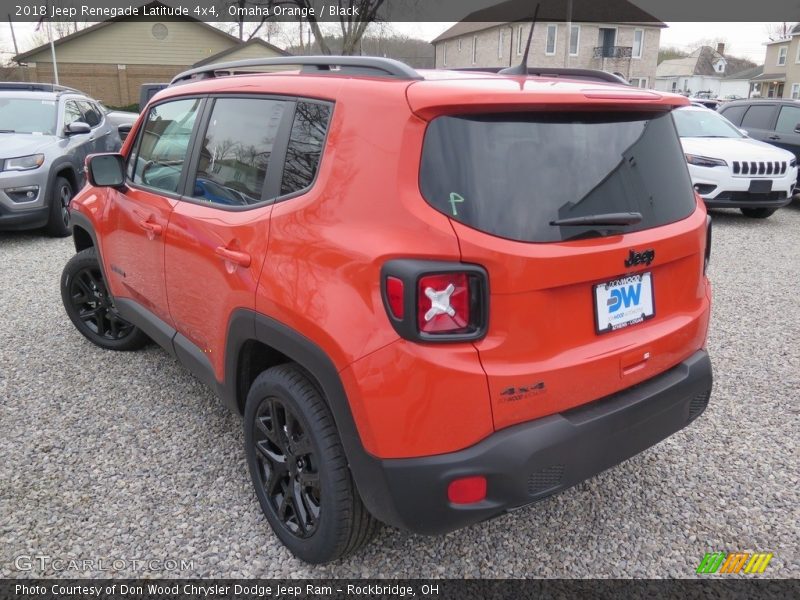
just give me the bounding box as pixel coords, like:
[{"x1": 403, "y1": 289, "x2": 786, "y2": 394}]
[{"x1": 0, "y1": 21, "x2": 782, "y2": 63}]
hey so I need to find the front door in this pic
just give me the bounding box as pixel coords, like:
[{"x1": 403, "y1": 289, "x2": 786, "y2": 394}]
[
  {"x1": 101, "y1": 97, "x2": 202, "y2": 325},
  {"x1": 164, "y1": 96, "x2": 291, "y2": 382}
]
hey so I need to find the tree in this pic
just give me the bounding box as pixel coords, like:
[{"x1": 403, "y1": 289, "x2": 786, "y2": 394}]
[
  {"x1": 658, "y1": 46, "x2": 689, "y2": 64},
  {"x1": 765, "y1": 22, "x2": 796, "y2": 42}
]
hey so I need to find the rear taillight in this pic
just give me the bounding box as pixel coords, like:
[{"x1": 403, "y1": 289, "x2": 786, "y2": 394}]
[
  {"x1": 381, "y1": 260, "x2": 488, "y2": 342},
  {"x1": 417, "y1": 273, "x2": 469, "y2": 334},
  {"x1": 704, "y1": 215, "x2": 712, "y2": 275}
]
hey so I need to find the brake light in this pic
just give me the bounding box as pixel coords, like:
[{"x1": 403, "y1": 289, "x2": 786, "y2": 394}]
[
  {"x1": 447, "y1": 476, "x2": 487, "y2": 504},
  {"x1": 385, "y1": 277, "x2": 405, "y2": 319},
  {"x1": 417, "y1": 273, "x2": 469, "y2": 334}
]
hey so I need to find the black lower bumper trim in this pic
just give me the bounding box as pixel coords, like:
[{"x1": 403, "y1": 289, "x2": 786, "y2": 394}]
[
  {"x1": 704, "y1": 191, "x2": 791, "y2": 209},
  {"x1": 0, "y1": 205, "x2": 49, "y2": 231},
  {"x1": 368, "y1": 350, "x2": 712, "y2": 535}
]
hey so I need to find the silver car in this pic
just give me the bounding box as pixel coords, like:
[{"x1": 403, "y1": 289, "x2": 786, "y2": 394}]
[{"x1": 0, "y1": 83, "x2": 134, "y2": 237}]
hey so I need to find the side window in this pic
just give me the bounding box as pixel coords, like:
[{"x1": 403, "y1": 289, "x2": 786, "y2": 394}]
[
  {"x1": 775, "y1": 105, "x2": 800, "y2": 134},
  {"x1": 64, "y1": 101, "x2": 83, "y2": 128},
  {"x1": 719, "y1": 105, "x2": 746, "y2": 126},
  {"x1": 129, "y1": 98, "x2": 201, "y2": 195},
  {"x1": 741, "y1": 105, "x2": 777, "y2": 130},
  {"x1": 280, "y1": 102, "x2": 331, "y2": 197},
  {"x1": 77, "y1": 100, "x2": 101, "y2": 127},
  {"x1": 191, "y1": 97, "x2": 287, "y2": 206}
]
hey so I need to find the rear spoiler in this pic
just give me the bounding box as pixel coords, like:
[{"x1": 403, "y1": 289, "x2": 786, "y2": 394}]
[{"x1": 452, "y1": 67, "x2": 631, "y2": 86}]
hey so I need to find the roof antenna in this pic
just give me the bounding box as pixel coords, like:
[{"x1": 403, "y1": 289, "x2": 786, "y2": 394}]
[{"x1": 499, "y1": 2, "x2": 540, "y2": 75}]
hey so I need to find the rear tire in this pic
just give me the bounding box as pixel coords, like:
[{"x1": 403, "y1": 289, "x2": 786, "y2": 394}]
[
  {"x1": 61, "y1": 247, "x2": 149, "y2": 351},
  {"x1": 45, "y1": 176, "x2": 73, "y2": 237},
  {"x1": 244, "y1": 364, "x2": 379, "y2": 564},
  {"x1": 740, "y1": 207, "x2": 776, "y2": 219}
]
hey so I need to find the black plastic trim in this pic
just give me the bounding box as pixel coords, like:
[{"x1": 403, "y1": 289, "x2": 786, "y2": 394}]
[
  {"x1": 376, "y1": 350, "x2": 713, "y2": 535},
  {"x1": 114, "y1": 298, "x2": 177, "y2": 359},
  {"x1": 380, "y1": 259, "x2": 489, "y2": 343}
]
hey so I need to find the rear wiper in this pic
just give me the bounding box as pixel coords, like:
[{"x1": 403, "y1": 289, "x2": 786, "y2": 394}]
[
  {"x1": 0, "y1": 129, "x2": 15, "y2": 133},
  {"x1": 550, "y1": 212, "x2": 642, "y2": 227}
]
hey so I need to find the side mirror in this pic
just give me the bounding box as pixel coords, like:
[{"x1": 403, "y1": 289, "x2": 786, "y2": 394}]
[
  {"x1": 86, "y1": 153, "x2": 125, "y2": 188},
  {"x1": 739, "y1": 128, "x2": 748, "y2": 137},
  {"x1": 118, "y1": 123, "x2": 132, "y2": 142},
  {"x1": 65, "y1": 121, "x2": 91, "y2": 136},
  {"x1": 794, "y1": 123, "x2": 800, "y2": 133}
]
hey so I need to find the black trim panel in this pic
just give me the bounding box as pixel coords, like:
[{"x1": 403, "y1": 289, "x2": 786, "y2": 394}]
[{"x1": 114, "y1": 298, "x2": 177, "y2": 359}]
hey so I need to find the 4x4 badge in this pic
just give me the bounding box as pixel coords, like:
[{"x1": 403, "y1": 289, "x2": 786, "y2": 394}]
[{"x1": 625, "y1": 248, "x2": 655, "y2": 268}]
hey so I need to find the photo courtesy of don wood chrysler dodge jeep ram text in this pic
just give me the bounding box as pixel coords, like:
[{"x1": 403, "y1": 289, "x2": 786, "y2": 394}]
[{"x1": 60, "y1": 56, "x2": 713, "y2": 564}]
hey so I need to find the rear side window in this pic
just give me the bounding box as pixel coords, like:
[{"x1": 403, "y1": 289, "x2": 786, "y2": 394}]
[
  {"x1": 741, "y1": 105, "x2": 776, "y2": 130},
  {"x1": 419, "y1": 111, "x2": 695, "y2": 243},
  {"x1": 719, "y1": 105, "x2": 746, "y2": 126},
  {"x1": 280, "y1": 101, "x2": 331, "y2": 196},
  {"x1": 775, "y1": 105, "x2": 800, "y2": 134},
  {"x1": 192, "y1": 97, "x2": 288, "y2": 206}
]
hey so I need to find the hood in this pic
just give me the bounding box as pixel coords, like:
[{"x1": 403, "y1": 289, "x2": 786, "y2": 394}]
[
  {"x1": 680, "y1": 136, "x2": 796, "y2": 163},
  {"x1": 0, "y1": 133, "x2": 57, "y2": 159}
]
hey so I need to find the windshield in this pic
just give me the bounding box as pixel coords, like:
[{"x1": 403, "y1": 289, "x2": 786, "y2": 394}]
[
  {"x1": 419, "y1": 111, "x2": 696, "y2": 243},
  {"x1": 673, "y1": 108, "x2": 743, "y2": 139},
  {"x1": 0, "y1": 97, "x2": 57, "y2": 135}
]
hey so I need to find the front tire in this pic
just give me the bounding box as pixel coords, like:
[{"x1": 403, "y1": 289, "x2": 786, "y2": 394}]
[
  {"x1": 60, "y1": 248, "x2": 149, "y2": 351},
  {"x1": 45, "y1": 176, "x2": 73, "y2": 237},
  {"x1": 244, "y1": 364, "x2": 379, "y2": 564},
  {"x1": 740, "y1": 207, "x2": 776, "y2": 219}
]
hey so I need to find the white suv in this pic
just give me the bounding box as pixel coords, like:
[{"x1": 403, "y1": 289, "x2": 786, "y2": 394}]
[{"x1": 673, "y1": 105, "x2": 797, "y2": 219}]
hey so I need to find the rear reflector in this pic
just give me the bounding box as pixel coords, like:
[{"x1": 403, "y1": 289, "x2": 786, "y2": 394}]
[
  {"x1": 417, "y1": 273, "x2": 470, "y2": 334},
  {"x1": 385, "y1": 276, "x2": 405, "y2": 319},
  {"x1": 447, "y1": 476, "x2": 487, "y2": 504}
]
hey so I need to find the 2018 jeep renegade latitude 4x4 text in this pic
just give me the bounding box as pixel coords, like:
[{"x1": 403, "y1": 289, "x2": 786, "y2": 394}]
[{"x1": 61, "y1": 57, "x2": 713, "y2": 564}]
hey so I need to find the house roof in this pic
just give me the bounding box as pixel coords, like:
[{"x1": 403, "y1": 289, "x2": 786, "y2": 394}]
[
  {"x1": 656, "y1": 46, "x2": 756, "y2": 79},
  {"x1": 751, "y1": 72, "x2": 786, "y2": 82},
  {"x1": 14, "y1": 1, "x2": 243, "y2": 63},
  {"x1": 431, "y1": 0, "x2": 665, "y2": 43},
  {"x1": 192, "y1": 38, "x2": 290, "y2": 67},
  {"x1": 724, "y1": 65, "x2": 764, "y2": 81}
]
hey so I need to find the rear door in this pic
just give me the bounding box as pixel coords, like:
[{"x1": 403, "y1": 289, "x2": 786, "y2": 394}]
[
  {"x1": 770, "y1": 104, "x2": 800, "y2": 161},
  {"x1": 163, "y1": 95, "x2": 293, "y2": 384},
  {"x1": 419, "y1": 109, "x2": 710, "y2": 430},
  {"x1": 739, "y1": 103, "x2": 778, "y2": 144}
]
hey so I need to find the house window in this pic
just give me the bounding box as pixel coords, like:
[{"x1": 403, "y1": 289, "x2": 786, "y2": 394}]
[
  {"x1": 517, "y1": 25, "x2": 524, "y2": 55},
  {"x1": 458, "y1": 38, "x2": 462, "y2": 52},
  {"x1": 633, "y1": 29, "x2": 643, "y2": 58},
  {"x1": 472, "y1": 36, "x2": 477, "y2": 64},
  {"x1": 569, "y1": 25, "x2": 580, "y2": 56},
  {"x1": 778, "y1": 46, "x2": 788, "y2": 66},
  {"x1": 630, "y1": 77, "x2": 648, "y2": 88},
  {"x1": 498, "y1": 29, "x2": 504, "y2": 59},
  {"x1": 545, "y1": 24, "x2": 557, "y2": 56},
  {"x1": 792, "y1": 83, "x2": 800, "y2": 99},
  {"x1": 443, "y1": 42, "x2": 447, "y2": 66},
  {"x1": 671, "y1": 81, "x2": 677, "y2": 90}
]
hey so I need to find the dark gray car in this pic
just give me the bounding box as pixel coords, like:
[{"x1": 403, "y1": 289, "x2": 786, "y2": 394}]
[
  {"x1": 0, "y1": 83, "x2": 132, "y2": 237},
  {"x1": 719, "y1": 99, "x2": 800, "y2": 163}
]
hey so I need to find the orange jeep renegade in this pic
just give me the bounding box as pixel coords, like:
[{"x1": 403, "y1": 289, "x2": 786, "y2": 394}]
[{"x1": 61, "y1": 56, "x2": 713, "y2": 563}]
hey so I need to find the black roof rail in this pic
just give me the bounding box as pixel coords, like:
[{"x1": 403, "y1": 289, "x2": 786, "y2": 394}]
[
  {"x1": 453, "y1": 67, "x2": 631, "y2": 85},
  {"x1": 170, "y1": 56, "x2": 423, "y2": 85},
  {"x1": 0, "y1": 81, "x2": 83, "y2": 93}
]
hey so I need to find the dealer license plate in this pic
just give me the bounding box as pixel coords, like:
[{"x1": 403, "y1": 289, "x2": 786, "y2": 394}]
[{"x1": 594, "y1": 272, "x2": 655, "y2": 334}]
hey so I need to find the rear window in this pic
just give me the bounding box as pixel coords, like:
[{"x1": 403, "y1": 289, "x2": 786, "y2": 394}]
[{"x1": 419, "y1": 111, "x2": 695, "y2": 243}]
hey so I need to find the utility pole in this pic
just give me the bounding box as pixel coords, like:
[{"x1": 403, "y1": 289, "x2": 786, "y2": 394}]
[{"x1": 7, "y1": 15, "x2": 19, "y2": 56}]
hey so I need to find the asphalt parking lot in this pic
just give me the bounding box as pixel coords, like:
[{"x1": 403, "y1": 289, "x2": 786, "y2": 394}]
[{"x1": 1, "y1": 203, "x2": 798, "y2": 579}]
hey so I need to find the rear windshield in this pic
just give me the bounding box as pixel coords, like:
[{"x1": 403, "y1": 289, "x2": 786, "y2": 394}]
[{"x1": 419, "y1": 111, "x2": 695, "y2": 242}]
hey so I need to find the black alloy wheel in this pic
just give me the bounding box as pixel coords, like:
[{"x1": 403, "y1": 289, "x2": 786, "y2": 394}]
[{"x1": 253, "y1": 396, "x2": 321, "y2": 538}]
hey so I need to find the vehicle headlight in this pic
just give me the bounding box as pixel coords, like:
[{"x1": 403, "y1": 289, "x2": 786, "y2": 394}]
[
  {"x1": 4, "y1": 154, "x2": 45, "y2": 171},
  {"x1": 685, "y1": 154, "x2": 727, "y2": 168}
]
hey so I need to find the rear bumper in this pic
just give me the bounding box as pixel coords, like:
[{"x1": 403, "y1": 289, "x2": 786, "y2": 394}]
[{"x1": 364, "y1": 350, "x2": 712, "y2": 535}]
